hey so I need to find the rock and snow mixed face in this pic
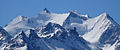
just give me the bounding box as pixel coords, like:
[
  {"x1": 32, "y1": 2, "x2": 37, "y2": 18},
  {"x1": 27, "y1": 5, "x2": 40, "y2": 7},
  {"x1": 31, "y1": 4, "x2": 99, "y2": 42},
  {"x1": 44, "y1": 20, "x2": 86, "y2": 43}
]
[
  {"x1": 0, "y1": 26, "x2": 11, "y2": 49},
  {"x1": 1, "y1": 8, "x2": 120, "y2": 50},
  {"x1": 1, "y1": 23, "x2": 92, "y2": 50},
  {"x1": 0, "y1": 26, "x2": 11, "y2": 42},
  {"x1": 83, "y1": 13, "x2": 120, "y2": 43}
]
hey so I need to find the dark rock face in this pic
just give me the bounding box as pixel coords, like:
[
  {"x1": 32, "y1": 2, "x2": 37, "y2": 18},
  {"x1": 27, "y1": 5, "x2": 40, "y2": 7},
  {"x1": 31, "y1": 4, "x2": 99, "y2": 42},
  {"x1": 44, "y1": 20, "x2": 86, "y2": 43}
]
[
  {"x1": 99, "y1": 24, "x2": 120, "y2": 45},
  {"x1": 0, "y1": 26, "x2": 11, "y2": 47}
]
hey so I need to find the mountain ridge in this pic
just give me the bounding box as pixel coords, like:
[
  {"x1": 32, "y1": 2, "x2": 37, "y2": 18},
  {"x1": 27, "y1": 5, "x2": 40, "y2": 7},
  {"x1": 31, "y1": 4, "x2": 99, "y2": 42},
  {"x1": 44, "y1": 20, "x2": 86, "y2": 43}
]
[{"x1": 1, "y1": 8, "x2": 120, "y2": 50}]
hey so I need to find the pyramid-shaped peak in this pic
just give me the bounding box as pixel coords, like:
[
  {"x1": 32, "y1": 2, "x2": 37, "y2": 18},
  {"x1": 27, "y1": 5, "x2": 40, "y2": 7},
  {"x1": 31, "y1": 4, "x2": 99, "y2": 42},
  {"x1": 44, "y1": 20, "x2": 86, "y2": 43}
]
[
  {"x1": 100, "y1": 12, "x2": 110, "y2": 17},
  {"x1": 98, "y1": 12, "x2": 114, "y2": 20},
  {"x1": 97, "y1": 12, "x2": 120, "y2": 26},
  {"x1": 43, "y1": 8, "x2": 48, "y2": 11},
  {"x1": 100, "y1": 12, "x2": 109, "y2": 17},
  {"x1": 41, "y1": 8, "x2": 50, "y2": 13}
]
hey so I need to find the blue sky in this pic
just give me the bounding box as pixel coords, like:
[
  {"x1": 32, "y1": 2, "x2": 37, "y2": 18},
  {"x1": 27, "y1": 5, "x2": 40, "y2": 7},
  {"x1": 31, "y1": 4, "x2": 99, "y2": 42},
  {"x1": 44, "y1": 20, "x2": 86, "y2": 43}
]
[{"x1": 0, "y1": 0, "x2": 120, "y2": 27}]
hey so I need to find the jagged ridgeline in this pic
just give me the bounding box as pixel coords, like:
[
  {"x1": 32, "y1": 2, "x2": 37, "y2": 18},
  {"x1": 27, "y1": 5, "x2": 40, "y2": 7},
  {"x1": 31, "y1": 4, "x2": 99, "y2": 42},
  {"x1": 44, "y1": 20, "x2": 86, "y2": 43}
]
[{"x1": 0, "y1": 8, "x2": 120, "y2": 50}]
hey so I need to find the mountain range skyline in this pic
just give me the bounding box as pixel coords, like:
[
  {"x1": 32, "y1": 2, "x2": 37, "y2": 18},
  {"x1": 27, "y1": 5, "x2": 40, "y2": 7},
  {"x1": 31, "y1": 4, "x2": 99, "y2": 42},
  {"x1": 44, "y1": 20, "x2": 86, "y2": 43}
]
[
  {"x1": 0, "y1": 0, "x2": 120, "y2": 27},
  {"x1": 0, "y1": 8, "x2": 120, "y2": 27},
  {"x1": 0, "y1": 8, "x2": 120, "y2": 50},
  {"x1": 0, "y1": 0, "x2": 120, "y2": 50}
]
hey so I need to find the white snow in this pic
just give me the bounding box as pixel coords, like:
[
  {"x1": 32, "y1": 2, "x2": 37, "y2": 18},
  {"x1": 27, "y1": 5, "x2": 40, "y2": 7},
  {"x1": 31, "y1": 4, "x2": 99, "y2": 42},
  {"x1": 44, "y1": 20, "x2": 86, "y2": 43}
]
[
  {"x1": 70, "y1": 23, "x2": 88, "y2": 35},
  {"x1": 102, "y1": 40, "x2": 118, "y2": 50},
  {"x1": 15, "y1": 45, "x2": 27, "y2": 50},
  {"x1": 47, "y1": 13, "x2": 70, "y2": 26},
  {"x1": 38, "y1": 29, "x2": 61, "y2": 38},
  {"x1": 4, "y1": 12, "x2": 69, "y2": 36},
  {"x1": 0, "y1": 32, "x2": 6, "y2": 40},
  {"x1": 83, "y1": 13, "x2": 111, "y2": 43},
  {"x1": 70, "y1": 11, "x2": 88, "y2": 18},
  {"x1": 55, "y1": 47, "x2": 65, "y2": 50},
  {"x1": 9, "y1": 16, "x2": 28, "y2": 25},
  {"x1": 2, "y1": 9, "x2": 119, "y2": 50}
]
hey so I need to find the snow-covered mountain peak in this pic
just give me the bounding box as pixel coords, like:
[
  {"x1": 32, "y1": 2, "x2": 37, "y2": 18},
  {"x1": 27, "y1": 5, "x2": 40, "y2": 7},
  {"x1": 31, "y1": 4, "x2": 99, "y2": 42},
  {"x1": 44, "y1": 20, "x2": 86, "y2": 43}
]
[
  {"x1": 8, "y1": 16, "x2": 28, "y2": 25},
  {"x1": 98, "y1": 12, "x2": 119, "y2": 26},
  {"x1": 98, "y1": 12, "x2": 114, "y2": 20},
  {"x1": 63, "y1": 11, "x2": 89, "y2": 29},
  {"x1": 2, "y1": 8, "x2": 120, "y2": 50},
  {"x1": 98, "y1": 12, "x2": 109, "y2": 19},
  {"x1": 69, "y1": 11, "x2": 88, "y2": 18},
  {"x1": 100, "y1": 12, "x2": 107, "y2": 16},
  {"x1": 15, "y1": 16, "x2": 27, "y2": 21},
  {"x1": 41, "y1": 8, "x2": 50, "y2": 14},
  {"x1": 83, "y1": 12, "x2": 120, "y2": 44}
]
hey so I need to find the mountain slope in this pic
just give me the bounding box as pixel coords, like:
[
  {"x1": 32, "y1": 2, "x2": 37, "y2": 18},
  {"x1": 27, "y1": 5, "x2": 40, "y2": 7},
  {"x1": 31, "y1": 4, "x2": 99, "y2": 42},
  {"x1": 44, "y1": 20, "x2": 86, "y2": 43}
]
[
  {"x1": 83, "y1": 13, "x2": 120, "y2": 43},
  {"x1": 1, "y1": 9, "x2": 120, "y2": 50},
  {"x1": 0, "y1": 26, "x2": 11, "y2": 41},
  {"x1": 81, "y1": 13, "x2": 120, "y2": 50},
  {"x1": 0, "y1": 26, "x2": 11, "y2": 49},
  {"x1": 37, "y1": 23, "x2": 92, "y2": 50},
  {"x1": 4, "y1": 8, "x2": 69, "y2": 36},
  {"x1": 62, "y1": 11, "x2": 89, "y2": 35},
  {"x1": 2, "y1": 23, "x2": 93, "y2": 50}
]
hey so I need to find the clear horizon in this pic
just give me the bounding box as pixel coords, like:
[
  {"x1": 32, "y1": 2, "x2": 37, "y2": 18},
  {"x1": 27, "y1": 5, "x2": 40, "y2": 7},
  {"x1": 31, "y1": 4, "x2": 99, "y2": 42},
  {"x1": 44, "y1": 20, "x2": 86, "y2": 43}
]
[{"x1": 0, "y1": 0, "x2": 120, "y2": 27}]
